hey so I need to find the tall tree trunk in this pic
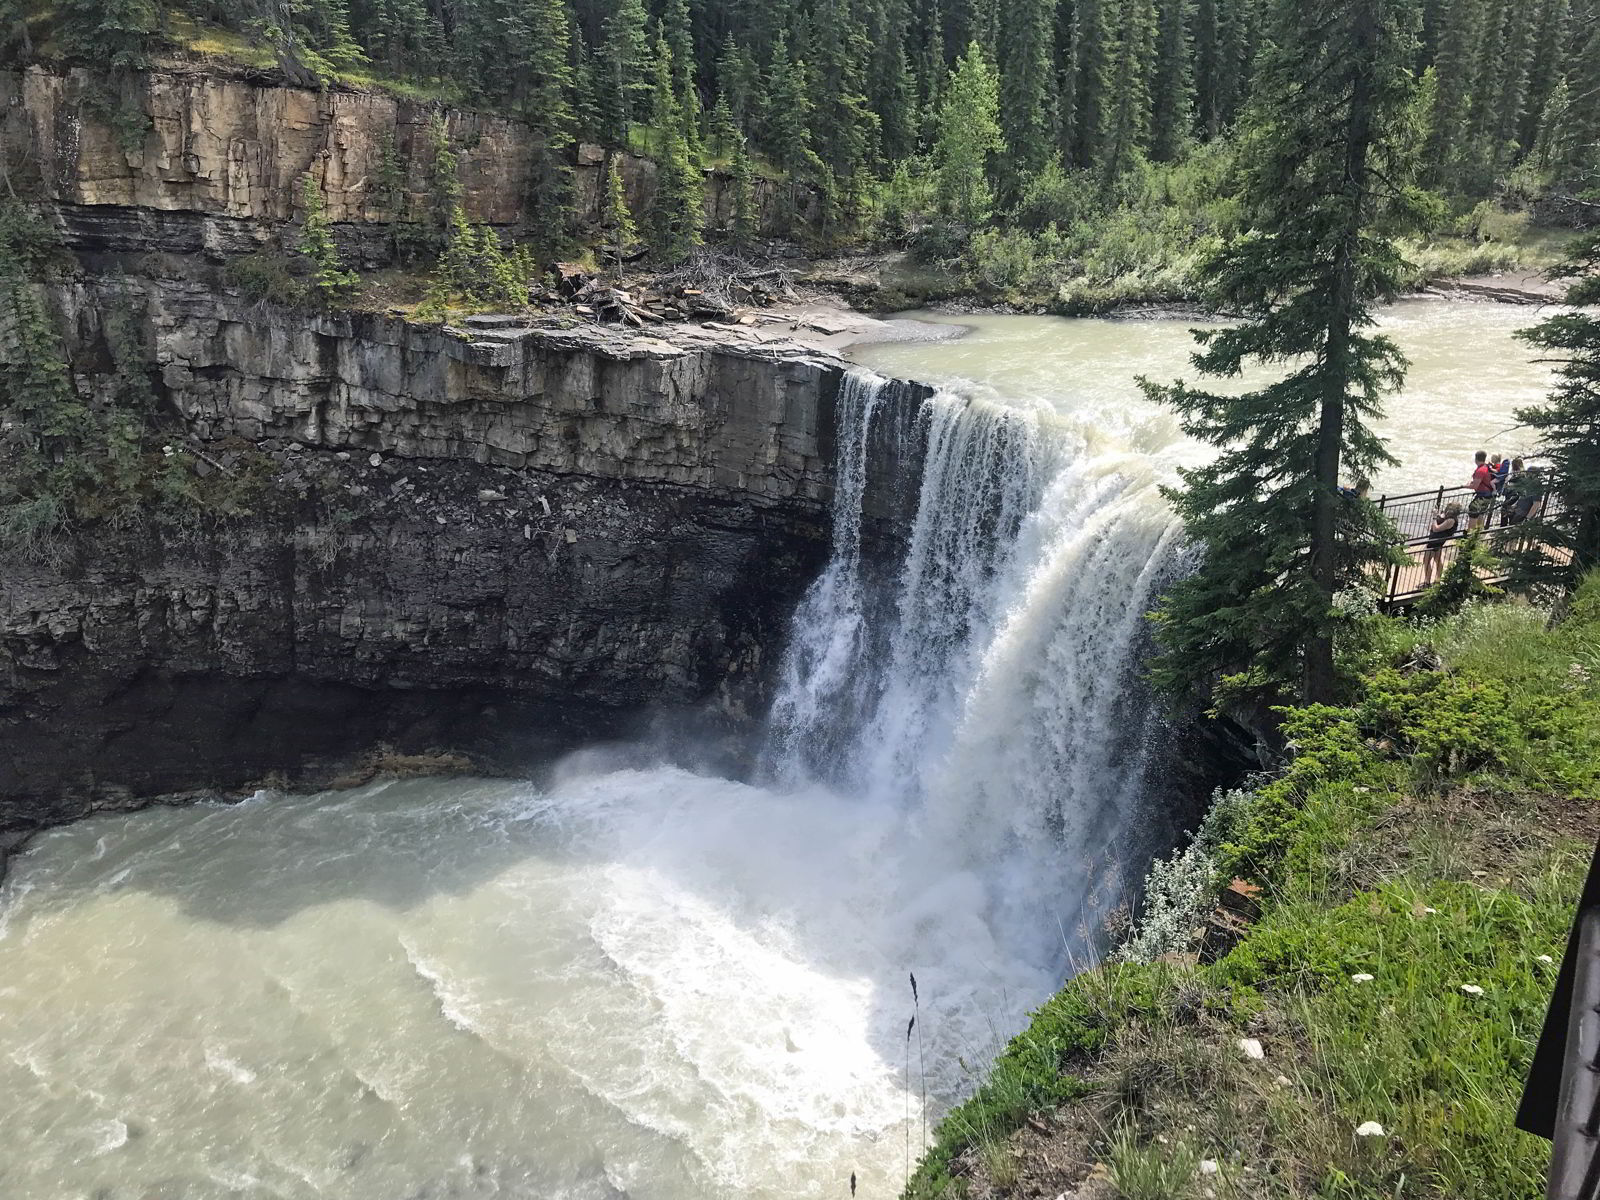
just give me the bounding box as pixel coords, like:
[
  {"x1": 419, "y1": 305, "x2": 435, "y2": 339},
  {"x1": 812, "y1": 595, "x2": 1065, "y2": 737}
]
[{"x1": 1306, "y1": 0, "x2": 1379, "y2": 704}]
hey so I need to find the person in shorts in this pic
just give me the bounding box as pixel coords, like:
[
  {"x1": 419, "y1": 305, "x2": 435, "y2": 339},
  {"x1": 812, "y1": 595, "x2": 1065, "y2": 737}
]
[
  {"x1": 1468, "y1": 450, "x2": 1496, "y2": 530},
  {"x1": 1422, "y1": 501, "x2": 1462, "y2": 586}
]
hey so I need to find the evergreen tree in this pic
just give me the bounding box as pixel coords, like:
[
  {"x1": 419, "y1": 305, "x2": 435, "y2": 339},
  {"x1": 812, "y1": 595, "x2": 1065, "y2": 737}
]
[
  {"x1": 511, "y1": 0, "x2": 577, "y2": 260},
  {"x1": 1422, "y1": 0, "x2": 1482, "y2": 188},
  {"x1": 1511, "y1": 233, "x2": 1600, "y2": 586},
  {"x1": 1522, "y1": 0, "x2": 1570, "y2": 148},
  {"x1": 1144, "y1": 0, "x2": 1421, "y2": 704},
  {"x1": 730, "y1": 134, "x2": 758, "y2": 243},
  {"x1": 934, "y1": 41, "x2": 1005, "y2": 225},
  {"x1": 1069, "y1": 0, "x2": 1113, "y2": 166},
  {"x1": 598, "y1": 0, "x2": 651, "y2": 145},
  {"x1": 58, "y1": 0, "x2": 156, "y2": 69},
  {"x1": 809, "y1": 0, "x2": 880, "y2": 215},
  {"x1": 648, "y1": 57, "x2": 705, "y2": 261},
  {"x1": 1193, "y1": 0, "x2": 1224, "y2": 136},
  {"x1": 1533, "y1": 74, "x2": 1573, "y2": 169},
  {"x1": 763, "y1": 33, "x2": 823, "y2": 178},
  {"x1": 716, "y1": 32, "x2": 762, "y2": 131},
  {"x1": 1100, "y1": 0, "x2": 1158, "y2": 187},
  {"x1": 998, "y1": 0, "x2": 1057, "y2": 189},
  {"x1": 1149, "y1": 0, "x2": 1193, "y2": 162},
  {"x1": 1559, "y1": 19, "x2": 1600, "y2": 184},
  {"x1": 297, "y1": 174, "x2": 359, "y2": 303},
  {"x1": 598, "y1": 155, "x2": 638, "y2": 274},
  {"x1": 1485, "y1": 0, "x2": 1533, "y2": 174},
  {"x1": 424, "y1": 111, "x2": 462, "y2": 252}
]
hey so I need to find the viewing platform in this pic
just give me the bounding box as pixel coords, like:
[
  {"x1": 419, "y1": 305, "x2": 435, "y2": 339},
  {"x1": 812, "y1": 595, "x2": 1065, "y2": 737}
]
[{"x1": 1374, "y1": 483, "x2": 1570, "y2": 609}]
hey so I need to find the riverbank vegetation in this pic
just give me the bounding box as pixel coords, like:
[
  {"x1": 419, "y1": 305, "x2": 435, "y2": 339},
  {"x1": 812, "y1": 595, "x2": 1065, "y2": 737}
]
[
  {"x1": 907, "y1": 583, "x2": 1600, "y2": 1199},
  {"x1": 2, "y1": 0, "x2": 1593, "y2": 306}
]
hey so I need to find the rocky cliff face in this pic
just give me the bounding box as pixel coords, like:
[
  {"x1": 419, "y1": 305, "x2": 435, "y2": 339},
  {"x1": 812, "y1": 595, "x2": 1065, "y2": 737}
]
[
  {"x1": 0, "y1": 270, "x2": 929, "y2": 843},
  {"x1": 2, "y1": 62, "x2": 819, "y2": 267}
]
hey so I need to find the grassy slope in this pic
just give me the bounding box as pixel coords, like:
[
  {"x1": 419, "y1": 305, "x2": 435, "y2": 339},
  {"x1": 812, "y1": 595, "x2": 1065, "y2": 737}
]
[{"x1": 910, "y1": 583, "x2": 1600, "y2": 1200}]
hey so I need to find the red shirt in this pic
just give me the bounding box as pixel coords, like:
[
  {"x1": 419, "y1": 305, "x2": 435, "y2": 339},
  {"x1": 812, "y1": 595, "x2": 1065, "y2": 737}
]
[{"x1": 1472, "y1": 465, "x2": 1494, "y2": 494}]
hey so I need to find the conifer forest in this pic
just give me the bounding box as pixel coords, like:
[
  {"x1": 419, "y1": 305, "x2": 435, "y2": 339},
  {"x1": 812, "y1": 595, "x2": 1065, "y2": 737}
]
[{"x1": 6, "y1": 0, "x2": 1595, "y2": 282}]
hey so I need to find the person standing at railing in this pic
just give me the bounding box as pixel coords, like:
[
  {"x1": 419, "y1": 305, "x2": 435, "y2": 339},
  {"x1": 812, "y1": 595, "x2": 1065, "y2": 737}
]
[
  {"x1": 1468, "y1": 450, "x2": 1497, "y2": 531},
  {"x1": 1421, "y1": 502, "x2": 1462, "y2": 585},
  {"x1": 1491, "y1": 453, "x2": 1511, "y2": 495},
  {"x1": 1505, "y1": 463, "x2": 1545, "y2": 527}
]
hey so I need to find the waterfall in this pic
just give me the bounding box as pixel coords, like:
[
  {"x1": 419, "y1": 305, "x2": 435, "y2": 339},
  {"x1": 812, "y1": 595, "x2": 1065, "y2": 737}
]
[{"x1": 766, "y1": 367, "x2": 1186, "y2": 956}]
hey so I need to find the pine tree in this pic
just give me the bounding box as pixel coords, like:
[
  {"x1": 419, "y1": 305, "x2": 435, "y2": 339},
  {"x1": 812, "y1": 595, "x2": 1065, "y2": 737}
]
[
  {"x1": 1533, "y1": 75, "x2": 1573, "y2": 169},
  {"x1": 1149, "y1": 0, "x2": 1193, "y2": 162},
  {"x1": 424, "y1": 111, "x2": 462, "y2": 252},
  {"x1": 297, "y1": 174, "x2": 359, "y2": 303},
  {"x1": 1522, "y1": 0, "x2": 1570, "y2": 148},
  {"x1": 1511, "y1": 233, "x2": 1600, "y2": 586},
  {"x1": 513, "y1": 0, "x2": 577, "y2": 261},
  {"x1": 998, "y1": 0, "x2": 1057, "y2": 188},
  {"x1": 934, "y1": 41, "x2": 1005, "y2": 226},
  {"x1": 730, "y1": 134, "x2": 758, "y2": 243},
  {"x1": 763, "y1": 33, "x2": 822, "y2": 178},
  {"x1": 58, "y1": 0, "x2": 156, "y2": 69},
  {"x1": 809, "y1": 0, "x2": 880, "y2": 217},
  {"x1": 1559, "y1": 19, "x2": 1600, "y2": 185},
  {"x1": 1145, "y1": 0, "x2": 1421, "y2": 704},
  {"x1": 1069, "y1": 0, "x2": 1112, "y2": 167},
  {"x1": 599, "y1": 0, "x2": 652, "y2": 145},
  {"x1": 647, "y1": 56, "x2": 705, "y2": 261},
  {"x1": 1422, "y1": 0, "x2": 1482, "y2": 188},
  {"x1": 598, "y1": 155, "x2": 638, "y2": 274},
  {"x1": 1193, "y1": 0, "x2": 1223, "y2": 136},
  {"x1": 1100, "y1": 0, "x2": 1157, "y2": 188},
  {"x1": 1485, "y1": 0, "x2": 1533, "y2": 175}
]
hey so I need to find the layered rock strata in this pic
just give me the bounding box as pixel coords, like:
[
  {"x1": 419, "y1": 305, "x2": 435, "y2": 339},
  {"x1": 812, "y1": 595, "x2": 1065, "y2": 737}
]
[{"x1": 0, "y1": 278, "x2": 929, "y2": 841}]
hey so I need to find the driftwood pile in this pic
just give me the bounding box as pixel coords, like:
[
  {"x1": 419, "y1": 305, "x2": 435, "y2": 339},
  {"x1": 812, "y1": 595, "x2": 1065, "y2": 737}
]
[{"x1": 550, "y1": 249, "x2": 799, "y2": 327}]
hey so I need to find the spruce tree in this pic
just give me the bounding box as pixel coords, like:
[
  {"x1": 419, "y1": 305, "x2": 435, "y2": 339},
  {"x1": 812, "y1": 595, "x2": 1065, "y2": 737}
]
[
  {"x1": 1149, "y1": 0, "x2": 1193, "y2": 162},
  {"x1": 647, "y1": 56, "x2": 705, "y2": 261},
  {"x1": 1100, "y1": 0, "x2": 1157, "y2": 188},
  {"x1": 730, "y1": 134, "x2": 758, "y2": 244},
  {"x1": 598, "y1": 155, "x2": 638, "y2": 275},
  {"x1": 58, "y1": 0, "x2": 156, "y2": 69},
  {"x1": 934, "y1": 41, "x2": 1005, "y2": 226},
  {"x1": 809, "y1": 0, "x2": 879, "y2": 215},
  {"x1": 600, "y1": 0, "x2": 652, "y2": 145},
  {"x1": 424, "y1": 111, "x2": 462, "y2": 253},
  {"x1": 1522, "y1": 0, "x2": 1570, "y2": 149},
  {"x1": 514, "y1": 0, "x2": 577, "y2": 261},
  {"x1": 1145, "y1": 0, "x2": 1421, "y2": 704},
  {"x1": 297, "y1": 174, "x2": 359, "y2": 304},
  {"x1": 1422, "y1": 0, "x2": 1482, "y2": 188},
  {"x1": 998, "y1": 0, "x2": 1057, "y2": 189},
  {"x1": 1069, "y1": 0, "x2": 1112, "y2": 167},
  {"x1": 763, "y1": 33, "x2": 823, "y2": 178},
  {"x1": 1511, "y1": 233, "x2": 1600, "y2": 585}
]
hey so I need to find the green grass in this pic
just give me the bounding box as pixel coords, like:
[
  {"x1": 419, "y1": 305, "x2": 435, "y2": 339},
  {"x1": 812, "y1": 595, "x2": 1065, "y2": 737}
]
[{"x1": 907, "y1": 581, "x2": 1600, "y2": 1200}]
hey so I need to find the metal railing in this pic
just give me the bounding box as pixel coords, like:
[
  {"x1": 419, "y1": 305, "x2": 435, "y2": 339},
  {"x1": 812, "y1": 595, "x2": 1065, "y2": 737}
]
[
  {"x1": 1373, "y1": 484, "x2": 1569, "y2": 607},
  {"x1": 1547, "y1": 907, "x2": 1600, "y2": 1200}
]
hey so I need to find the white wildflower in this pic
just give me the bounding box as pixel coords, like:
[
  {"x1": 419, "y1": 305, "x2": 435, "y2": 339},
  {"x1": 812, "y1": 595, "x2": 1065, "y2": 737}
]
[
  {"x1": 1238, "y1": 1037, "x2": 1265, "y2": 1060},
  {"x1": 1351, "y1": 972, "x2": 1374, "y2": 983},
  {"x1": 1537, "y1": 955, "x2": 1554, "y2": 965},
  {"x1": 1422, "y1": 907, "x2": 1438, "y2": 915},
  {"x1": 1355, "y1": 1121, "x2": 1386, "y2": 1137},
  {"x1": 1460, "y1": 984, "x2": 1485, "y2": 996}
]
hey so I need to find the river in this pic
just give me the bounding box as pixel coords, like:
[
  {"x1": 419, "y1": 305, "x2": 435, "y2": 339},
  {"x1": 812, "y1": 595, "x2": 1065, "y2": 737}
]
[{"x1": 0, "y1": 301, "x2": 1557, "y2": 1200}]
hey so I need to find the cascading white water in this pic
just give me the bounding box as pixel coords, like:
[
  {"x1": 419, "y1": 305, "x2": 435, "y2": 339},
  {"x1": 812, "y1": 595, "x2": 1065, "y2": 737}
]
[
  {"x1": 0, "y1": 366, "x2": 1188, "y2": 1200},
  {"x1": 766, "y1": 369, "x2": 1186, "y2": 965}
]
